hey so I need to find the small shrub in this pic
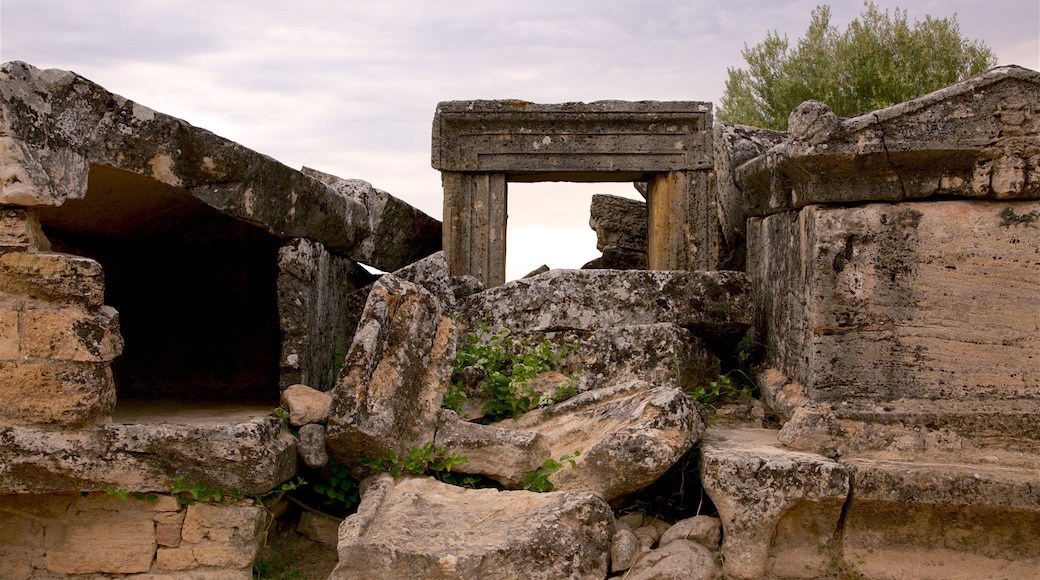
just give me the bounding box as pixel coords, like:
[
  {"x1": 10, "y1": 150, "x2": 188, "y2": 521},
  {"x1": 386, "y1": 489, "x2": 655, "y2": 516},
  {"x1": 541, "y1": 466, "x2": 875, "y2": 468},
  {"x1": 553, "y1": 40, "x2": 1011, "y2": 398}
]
[
  {"x1": 522, "y1": 451, "x2": 580, "y2": 492},
  {"x1": 360, "y1": 442, "x2": 468, "y2": 482}
]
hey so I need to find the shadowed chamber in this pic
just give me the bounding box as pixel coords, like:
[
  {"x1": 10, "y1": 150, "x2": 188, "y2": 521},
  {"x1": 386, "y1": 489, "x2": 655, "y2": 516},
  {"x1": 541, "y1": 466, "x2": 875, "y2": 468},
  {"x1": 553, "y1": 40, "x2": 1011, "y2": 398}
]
[{"x1": 37, "y1": 164, "x2": 283, "y2": 405}]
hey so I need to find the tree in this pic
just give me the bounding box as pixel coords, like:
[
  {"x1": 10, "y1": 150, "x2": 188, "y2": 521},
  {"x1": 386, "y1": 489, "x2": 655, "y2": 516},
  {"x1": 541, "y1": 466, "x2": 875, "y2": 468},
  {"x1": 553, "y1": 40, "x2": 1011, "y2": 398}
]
[{"x1": 717, "y1": 2, "x2": 997, "y2": 130}]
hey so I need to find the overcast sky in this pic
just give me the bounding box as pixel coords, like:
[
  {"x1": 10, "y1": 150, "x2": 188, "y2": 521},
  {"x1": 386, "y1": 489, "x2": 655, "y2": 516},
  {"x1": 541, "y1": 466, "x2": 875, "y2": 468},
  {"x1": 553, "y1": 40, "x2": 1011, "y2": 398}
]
[{"x1": 3, "y1": 0, "x2": 1038, "y2": 278}]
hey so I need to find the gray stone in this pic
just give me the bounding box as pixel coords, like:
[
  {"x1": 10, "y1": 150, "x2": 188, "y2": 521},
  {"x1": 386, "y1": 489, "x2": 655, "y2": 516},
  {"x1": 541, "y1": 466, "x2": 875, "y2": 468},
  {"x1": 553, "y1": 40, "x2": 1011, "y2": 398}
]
[
  {"x1": 610, "y1": 528, "x2": 641, "y2": 572},
  {"x1": 497, "y1": 381, "x2": 705, "y2": 501},
  {"x1": 522, "y1": 264, "x2": 550, "y2": 278},
  {"x1": 700, "y1": 427, "x2": 850, "y2": 580},
  {"x1": 297, "y1": 423, "x2": 329, "y2": 469},
  {"x1": 736, "y1": 66, "x2": 1040, "y2": 214},
  {"x1": 433, "y1": 410, "x2": 551, "y2": 488},
  {"x1": 297, "y1": 511, "x2": 342, "y2": 546},
  {"x1": 301, "y1": 167, "x2": 441, "y2": 272},
  {"x1": 0, "y1": 410, "x2": 296, "y2": 495},
  {"x1": 459, "y1": 269, "x2": 752, "y2": 346},
  {"x1": 659, "y1": 515, "x2": 721, "y2": 551},
  {"x1": 325, "y1": 275, "x2": 456, "y2": 477},
  {"x1": 276, "y1": 238, "x2": 374, "y2": 390},
  {"x1": 389, "y1": 250, "x2": 457, "y2": 314},
  {"x1": 581, "y1": 246, "x2": 647, "y2": 270},
  {"x1": 623, "y1": 539, "x2": 719, "y2": 580},
  {"x1": 331, "y1": 474, "x2": 613, "y2": 580},
  {"x1": 280, "y1": 384, "x2": 332, "y2": 427},
  {"x1": 787, "y1": 99, "x2": 840, "y2": 144},
  {"x1": 589, "y1": 194, "x2": 647, "y2": 253}
]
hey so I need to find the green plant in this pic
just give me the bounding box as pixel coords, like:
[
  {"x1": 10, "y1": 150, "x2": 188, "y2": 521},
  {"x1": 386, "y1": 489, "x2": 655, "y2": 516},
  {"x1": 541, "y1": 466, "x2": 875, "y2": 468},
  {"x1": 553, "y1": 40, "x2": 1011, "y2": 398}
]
[
  {"x1": 252, "y1": 547, "x2": 305, "y2": 580},
  {"x1": 360, "y1": 442, "x2": 468, "y2": 481},
  {"x1": 100, "y1": 484, "x2": 159, "y2": 503},
  {"x1": 522, "y1": 451, "x2": 581, "y2": 492},
  {"x1": 449, "y1": 321, "x2": 579, "y2": 423},
  {"x1": 272, "y1": 407, "x2": 290, "y2": 421},
  {"x1": 310, "y1": 459, "x2": 359, "y2": 512},
  {"x1": 688, "y1": 374, "x2": 745, "y2": 411}
]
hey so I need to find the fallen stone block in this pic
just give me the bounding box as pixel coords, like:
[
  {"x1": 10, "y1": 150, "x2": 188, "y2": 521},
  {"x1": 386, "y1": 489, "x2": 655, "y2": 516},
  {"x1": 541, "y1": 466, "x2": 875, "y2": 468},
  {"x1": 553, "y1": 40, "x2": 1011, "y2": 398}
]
[
  {"x1": 623, "y1": 539, "x2": 719, "y2": 580},
  {"x1": 326, "y1": 274, "x2": 455, "y2": 477},
  {"x1": 497, "y1": 381, "x2": 704, "y2": 501},
  {"x1": 433, "y1": 409, "x2": 551, "y2": 488},
  {"x1": 589, "y1": 194, "x2": 647, "y2": 253},
  {"x1": 279, "y1": 384, "x2": 332, "y2": 426},
  {"x1": 458, "y1": 269, "x2": 752, "y2": 346},
  {"x1": 297, "y1": 423, "x2": 329, "y2": 469},
  {"x1": 700, "y1": 427, "x2": 850, "y2": 580},
  {"x1": 331, "y1": 474, "x2": 613, "y2": 579}
]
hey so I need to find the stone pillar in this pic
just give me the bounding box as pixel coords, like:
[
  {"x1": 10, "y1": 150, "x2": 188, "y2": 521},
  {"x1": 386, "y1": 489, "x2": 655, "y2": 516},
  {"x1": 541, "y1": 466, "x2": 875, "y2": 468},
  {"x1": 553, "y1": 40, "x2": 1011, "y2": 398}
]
[
  {"x1": 442, "y1": 172, "x2": 508, "y2": 287},
  {"x1": 647, "y1": 170, "x2": 718, "y2": 271}
]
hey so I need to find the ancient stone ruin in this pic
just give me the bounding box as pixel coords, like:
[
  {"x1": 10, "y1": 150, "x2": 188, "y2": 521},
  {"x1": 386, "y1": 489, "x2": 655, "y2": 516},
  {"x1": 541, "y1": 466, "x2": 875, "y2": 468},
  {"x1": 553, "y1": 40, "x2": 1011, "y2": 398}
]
[{"x1": 0, "y1": 59, "x2": 1038, "y2": 579}]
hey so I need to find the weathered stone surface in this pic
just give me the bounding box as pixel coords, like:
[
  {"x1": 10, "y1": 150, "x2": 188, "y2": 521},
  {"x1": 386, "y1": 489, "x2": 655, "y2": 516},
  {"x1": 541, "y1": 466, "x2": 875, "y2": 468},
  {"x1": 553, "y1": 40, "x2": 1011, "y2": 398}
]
[
  {"x1": 326, "y1": 275, "x2": 456, "y2": 476},
  {"x1": 390, "y1": 250, "x2": 458, "y2": 314},
  {"x1": 459, "y1": 269, "x2": 752, "y2": 345},
  {"x1": 841, "y1": 458, "x2": 1040, "y2": 580},
  {"x1": 332, "y1": 474, "x2": 614, "y2": 579},
  {"x1": 277, "y1": 238, "x2": 375, "y2": 390},
  {"x1": 433, "y1": 100, "x2": 713, "y2": 175},
  {"x1": 301, "y1": 167, "x2": 441, "y2": 272},
  {"x1": 647, "y1": 169, "x2": 720, "y2": 270},
  {"x1": 659, "y1": 515, "x2": 722, "y2": 551},
  {"x1": 0, "y1": 251, "x2": 105, "y2": 307},
  {"x1": 700, "y1": 427, "x2": 850, "y2": 580},
  {"x1": 497, "y1": 381, "x2": 704, "y2": 500},
  {"x1": 19, "y1": 304, "x2": 122, "y2": 362},
  {"x1": 737, "y1": 66, "x2": 1040, "y2": 214},
  {"x1": 749, "y1": 201, "x2": 1040, "y2": 434},
  {"x1": 298, "y1": 511, "x2": 342, "y2": 546},
  {"x1": 712, "y1": 122, "x2": 785, "y2": 270},
  {"x1": 590, "y1": 194, "x2": 647, "y2": 253},
  {"x1": 610, "y1": 528, "x2": 641, "y2": 572},
  {"x1": 0, "y1": 411, "x2": 296, "y2": 494},
  {"x1": 433, "y1": 409, "x2": 551, "y2": 488},
  {"x1": 0, "y1": 208, "x2": 49, "y2": 253},
  {"x1": 297, "y1": 423, "x2": 329, "y2": 469},
  {"x1": 182, "y1": 503, "x2": 267, "y2": 544},
  {"x1": 280, "y1": 384, "x2": 333, "y2": 426},
  {"x1": 0, "y1": 360, "x2": 115, "y2": 426},
  {"x1": 581, "y1": 245, "x2": 647, "y2": 270},
  {"x1": 623, "y1": 539, "x2": 719, "y2": 580},
  {"x1": 44, "y1": 502, "x2": 157, "y2": 574}
]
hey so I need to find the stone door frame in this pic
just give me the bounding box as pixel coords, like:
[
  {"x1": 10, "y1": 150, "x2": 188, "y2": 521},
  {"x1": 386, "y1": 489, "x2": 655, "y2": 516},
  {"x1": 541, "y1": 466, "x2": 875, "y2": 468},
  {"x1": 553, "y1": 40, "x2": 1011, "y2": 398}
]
[{"x1": 432, "y1": 100, "x2": 717, "y2": 286}]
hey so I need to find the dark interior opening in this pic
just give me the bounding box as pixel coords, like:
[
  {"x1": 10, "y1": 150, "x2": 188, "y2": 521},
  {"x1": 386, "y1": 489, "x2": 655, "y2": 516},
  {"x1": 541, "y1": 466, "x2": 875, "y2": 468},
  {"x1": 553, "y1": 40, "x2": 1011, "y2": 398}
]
[{"x1": 37, "y1": 164, "x2": 285, "y2": 405}]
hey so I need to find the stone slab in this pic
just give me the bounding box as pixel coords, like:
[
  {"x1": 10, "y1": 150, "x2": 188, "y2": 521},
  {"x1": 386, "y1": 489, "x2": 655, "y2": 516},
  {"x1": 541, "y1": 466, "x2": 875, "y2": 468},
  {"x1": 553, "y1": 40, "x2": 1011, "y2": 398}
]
[
  {"x1": 0, "y1": 360, "x2": 116, "y2": 426},
  {"x1": 433, "y1": 100, "x2": 713, "y2": 177},
  {"x1": 749, "y1": 200, "x2": 1040, "y2": 406}
]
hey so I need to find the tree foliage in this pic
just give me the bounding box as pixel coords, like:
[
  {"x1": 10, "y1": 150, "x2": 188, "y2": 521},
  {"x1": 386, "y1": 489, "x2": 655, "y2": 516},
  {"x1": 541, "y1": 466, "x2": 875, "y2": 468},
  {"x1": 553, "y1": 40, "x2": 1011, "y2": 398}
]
[{"x1": 718, "y1": 2, "x2": 997, "y2": 130}]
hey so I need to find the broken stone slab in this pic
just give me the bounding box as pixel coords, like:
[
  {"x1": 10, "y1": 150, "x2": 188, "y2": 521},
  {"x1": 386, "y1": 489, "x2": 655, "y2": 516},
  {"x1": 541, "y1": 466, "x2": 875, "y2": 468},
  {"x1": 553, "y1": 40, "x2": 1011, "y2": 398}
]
[
  {"x1": 331, "y1": 473, "x2": 614, "y2": 579},
  {"x1": 589, "y1": 194, "x2": 647, "y2": 253},
  {"x1": 712, "y1": 122, "x2": 786, "y2": 270},
  {"x1": 623, "y1": 539, "x2": 720, "y2": 580},
  {"x1": 389, "y1": 250, "x2": 459, "y2": 314},
  {"x1": 325, "y1": 274, "x2": 456, "y2": 477},
  {"x1": 496, "y1": 381, "x2": 705, "y2": 501},
  {"x1": 0, "y1": 208, "x2": 50, "y2": 253},
  {"x1": 0, "y1": 62, "x2": 439, "y2": 269},
  {"x1": 458, "y1": 269, "x2": 752, "y2": 346},
  {"x1": 0, "y1": 251, "x2": 105, "y2": 308},
  {"x1": 301, "y1": 167, "x2": 441, "y2": 272},
  {"x1": 276, "y1": 238, "x2": 376, "y2": 391},
  {"x1": 0, "y1": 409, "x2": 296, "y2": 495},
  {"x1": 841, "y1": 457, "x2": 1040, "y2": 579},
  {"x1": 700, "y1": 427, "x2": 850, "y2": 580},
  {"x1": 581, "y1": 246, "x2": 647, "y2": 270},
  {"x1": 433, "y1": 410, "x2": 551, "y2": 488},
  {"x1": 736, "y1": 66, "x2": 1040, "y2": 215},
  {"x1": 749, "y1": 200, "x2": 1040, "y2": 415}
]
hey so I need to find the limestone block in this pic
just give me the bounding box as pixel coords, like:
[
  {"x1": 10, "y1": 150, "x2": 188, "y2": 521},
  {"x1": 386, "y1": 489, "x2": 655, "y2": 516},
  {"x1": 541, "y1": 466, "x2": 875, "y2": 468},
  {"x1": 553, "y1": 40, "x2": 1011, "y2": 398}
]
[
  {"x1": 297, "y1": 423, "x2": 329, "y2": 469},
  {"x1": 736, "y1": 66, "x2": 1040, "y2": 213},
  {"x1": 659, "y1": 515, "x2": 722, "y2": 551},
  {"x1": 0, "y1": 415, "x2": 296, "y2": 495},
  {"x1": 326, "y1": 275, "x2": 456, "y2": 477},
  {"x1": 459, "y1": 269, "x2": 752, "y2": 346},
  {"x1": 21, "y1": 305, "x2": 122, "y2": 362},
  {"x1": 155, "y1": 521, "x2": 182, "y2": 548},
  {"x1": 297, "y1": 511, "x2": 342, "y2": 546},
  {"x1": 156, "y1": 546, "x2": 197, "y2": 571},
  {"x1": 192, "y1": 540, "x2": 260, "y2": 569},
  {"x1": 0, "y1": 208, "x2": 49, "y2": 252},
  {"x1": 0, "y1": 360, "x2": 115, "y2": 426},
  {"x1": 581, "y1": 245, "x2": 647, "y2": 270},
  {"x1": 624, "y1": 539, "x2": 719, "y2": 580},
  {"x1": 390, "y1": 250, "x2": 458, "y2": 314},
  {"x1": 700, "y1": 427, "x2": 850, "y2": 580},
  {"x1": 610, "y1": 528, "x2": 641, "y2": 572},
  {"x1": 0, "y1": 251, "x2": 105, "y2": 307},
  {"x1": 280, "y1": 384, "x2": 332, "y2": 426},
  {"x1": 44, "y1": 509, "x2": 156, "y2": 574},
  {"x1": 433, "y1": 409, "x2": 551, "y2": 488},
  {"x1": 841, "y1": 458, "x2": 1040, "y2": 580},
  {"x1": 497, "y1": 381, "x2": 705, "y2": 500},
  {"x1": 749, "y1": 200, "x2": 1040, "y2": 412},
  {"x1": 0, "y1": 309, "x2": 18, "y2": 359},
  {"x1": 302, "y1": 167, "x2": 441, "y2": 272},
  {"x1": 331, "y1": 474, "x2": 614, "y2": 579},
  {"x1": 589, "y1": 194, "x2": 647, "y2": 253},
  {"x1": 276, "y1": 237, "x2": 374, "y2": 390}
]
